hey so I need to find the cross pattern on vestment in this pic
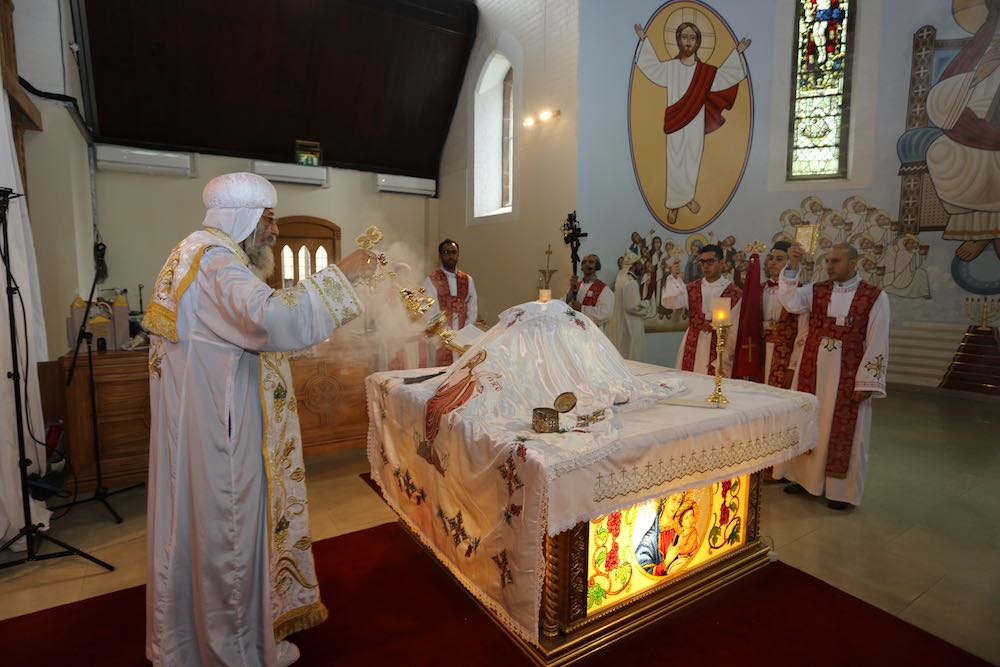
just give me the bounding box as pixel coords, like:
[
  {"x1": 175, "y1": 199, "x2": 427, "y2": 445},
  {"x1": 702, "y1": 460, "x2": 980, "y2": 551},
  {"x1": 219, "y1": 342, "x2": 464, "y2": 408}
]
[{"x1": 742, "y1": 336, "x2": 757, "y2": 362}]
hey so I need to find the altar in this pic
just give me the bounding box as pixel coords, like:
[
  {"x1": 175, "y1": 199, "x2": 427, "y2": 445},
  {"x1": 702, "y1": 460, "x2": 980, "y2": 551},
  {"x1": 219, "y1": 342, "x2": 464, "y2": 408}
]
[{"x1": 365, "y1": 302, "x2": 817, "y2": 665}]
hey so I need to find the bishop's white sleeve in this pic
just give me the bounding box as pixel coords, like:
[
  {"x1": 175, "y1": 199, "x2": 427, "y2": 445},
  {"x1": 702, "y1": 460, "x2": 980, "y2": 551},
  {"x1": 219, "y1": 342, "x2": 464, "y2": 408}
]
[
  {"x1": 585, "y1": 288, "x2": 615, "y2": 327},
  {"x1": 466, "y1": 275, "x2": 479, "y2": 324},
  {"x1": 197, "y1": 248, "x2": 363, "y2": 353},
  {"x1": 661, "y1": 275, "x2": 688, "y2": 309},
  {"x1": 854, "y1": 291, "x2": 890, "y2": 397},
  {"x1": 635, "y1": 38, "x2": 668, "y2": 86},
  {"x1": 778, "y1": 269, "x2": 812, "y2": 314}
]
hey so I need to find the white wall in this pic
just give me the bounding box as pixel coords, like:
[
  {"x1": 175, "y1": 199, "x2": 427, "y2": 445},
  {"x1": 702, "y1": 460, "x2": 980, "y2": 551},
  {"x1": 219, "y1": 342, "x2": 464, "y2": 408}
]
[
  {"x1": 437, "y1": 0, "x2": 579, "y2": 323},
  {"x1": 95, "y1": 158, "x2": 434, "y2": 315},
  {"x1": 577, "y1": 0, "x2": 997, "y2": 367}
]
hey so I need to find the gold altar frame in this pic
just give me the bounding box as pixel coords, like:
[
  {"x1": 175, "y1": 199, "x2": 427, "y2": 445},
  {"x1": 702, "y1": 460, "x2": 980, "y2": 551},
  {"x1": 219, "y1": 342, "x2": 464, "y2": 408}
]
[{"x1": 403, "y1": 471, "x2": 767, "y2": 666}]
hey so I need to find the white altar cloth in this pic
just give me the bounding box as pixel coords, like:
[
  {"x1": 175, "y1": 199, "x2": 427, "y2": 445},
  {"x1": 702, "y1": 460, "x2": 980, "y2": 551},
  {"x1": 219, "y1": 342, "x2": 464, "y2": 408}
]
[{"x1": 366, "y1": 361, "x2": 817, "y2": 645}]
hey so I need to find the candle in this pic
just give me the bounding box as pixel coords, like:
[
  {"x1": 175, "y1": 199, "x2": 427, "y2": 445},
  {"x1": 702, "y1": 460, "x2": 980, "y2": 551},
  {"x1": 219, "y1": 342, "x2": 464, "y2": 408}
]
[
  {"x1": 538, "y1": 289, "x2": 552, "y2": 303},
  {"x1": 710, "y1": 297, "x2": 731, "y2": 325}
]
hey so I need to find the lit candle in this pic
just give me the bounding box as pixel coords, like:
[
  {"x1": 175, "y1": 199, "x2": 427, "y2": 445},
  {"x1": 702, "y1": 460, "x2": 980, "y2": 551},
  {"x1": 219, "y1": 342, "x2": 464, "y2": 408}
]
[
  {"x1": 538, "y1": 289, "x2": 552, "y2": 303},
  {"x1": 710, "y1": 297, "x2": 731, "y2": 325}
]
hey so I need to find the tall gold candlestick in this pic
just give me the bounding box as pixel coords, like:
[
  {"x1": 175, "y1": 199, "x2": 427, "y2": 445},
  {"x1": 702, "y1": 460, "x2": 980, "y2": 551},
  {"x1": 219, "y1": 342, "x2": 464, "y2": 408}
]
[{"x1": 705, "y1": 322, "x2": 731, "y2": 406}]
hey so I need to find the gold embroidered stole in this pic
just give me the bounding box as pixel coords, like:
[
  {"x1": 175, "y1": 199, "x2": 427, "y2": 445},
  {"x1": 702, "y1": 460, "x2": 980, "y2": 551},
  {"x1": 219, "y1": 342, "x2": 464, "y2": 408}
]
[
  {"x1": 260, "y1": 352, "x2": 327, "y2": 639},
  {"x1": 143, "y1": 228, "x2": 249, "y2": 342}
]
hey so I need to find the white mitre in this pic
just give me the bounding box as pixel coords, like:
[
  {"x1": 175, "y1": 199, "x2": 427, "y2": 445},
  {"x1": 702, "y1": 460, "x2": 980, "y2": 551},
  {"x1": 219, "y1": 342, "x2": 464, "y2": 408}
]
[{"x1": 201, "y1": 172, "x2": 277, "y2": 243}]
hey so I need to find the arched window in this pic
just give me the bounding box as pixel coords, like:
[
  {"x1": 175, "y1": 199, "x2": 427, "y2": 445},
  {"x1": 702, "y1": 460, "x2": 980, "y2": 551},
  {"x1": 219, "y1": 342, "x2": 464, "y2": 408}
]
[
  {"x1": 297, "y1": 245, "x2": 312, "y2": 279},
  {"x1": 787, "y1": 0, "x2": 855, "y2": 179},
  {"x1": 474, "y1": 53, "x2": 514, "y2": 217},
  {"x1": 281, "y1": 246, "x2": 295, "y2": 287},
  {"x1": 269, "y1": 216, "x2": 341, "y2": 290}
]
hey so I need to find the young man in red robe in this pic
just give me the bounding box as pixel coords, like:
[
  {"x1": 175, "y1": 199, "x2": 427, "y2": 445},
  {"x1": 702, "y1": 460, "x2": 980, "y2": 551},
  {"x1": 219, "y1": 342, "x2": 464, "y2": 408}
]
[{"x1": 423, "y1": 239, "x2": 478, "y2": 366}]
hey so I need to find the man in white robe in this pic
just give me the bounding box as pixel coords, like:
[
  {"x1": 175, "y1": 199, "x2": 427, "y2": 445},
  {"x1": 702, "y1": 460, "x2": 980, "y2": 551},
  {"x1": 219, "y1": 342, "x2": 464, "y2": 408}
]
[
  {"x1": 633, "y1": 21, "x2": 750, "y2": 225},
  {"x1": 773, "y1": 242, "x2": 890, "y2": 509},
  {"x1": 565, "y1": 253, "x2": 614, "y2": 328},
  {"x1": 605, "y1": 250, "x2": 648, "y2": 361},
  {"x1": 661, "y1": 244, "x2": 742, "y2": 376},
  {"x1": 423, "y1": 238, "x2": 478, "y2": 366},
  {"x1": 762, "y1": 241, "x2": 808, "y2": 388},
  {"x1": 144, "y1": 173, "x2": 374, "y2": 666}
]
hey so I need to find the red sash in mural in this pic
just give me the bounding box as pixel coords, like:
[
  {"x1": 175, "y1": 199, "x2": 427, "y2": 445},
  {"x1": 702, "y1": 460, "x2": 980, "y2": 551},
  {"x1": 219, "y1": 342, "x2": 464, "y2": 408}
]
[
  {"x1": 796, "y1": 281, "x2": 881, "y2": 478},
  {"x1": 663, "y1": 60, "x2": 740, "y2": 135}
]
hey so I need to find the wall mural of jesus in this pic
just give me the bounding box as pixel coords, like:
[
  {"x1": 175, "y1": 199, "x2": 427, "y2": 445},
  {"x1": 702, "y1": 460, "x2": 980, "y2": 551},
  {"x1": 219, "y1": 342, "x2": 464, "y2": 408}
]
[{"x1": 629, "y1": 1, "x2": 754, "y2": 233}]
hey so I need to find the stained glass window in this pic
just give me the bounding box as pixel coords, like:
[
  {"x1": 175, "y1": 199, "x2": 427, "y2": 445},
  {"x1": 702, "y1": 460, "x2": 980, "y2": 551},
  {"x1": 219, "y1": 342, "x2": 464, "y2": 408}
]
[{"x1": 787, "y1": 0, "x2": 855, "y2": 179}]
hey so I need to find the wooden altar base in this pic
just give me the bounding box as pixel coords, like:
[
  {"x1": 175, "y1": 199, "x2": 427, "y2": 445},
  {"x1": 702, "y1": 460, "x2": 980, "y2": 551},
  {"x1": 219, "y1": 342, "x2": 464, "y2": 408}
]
[{"x1": 399, "y1": 470, "x2": 769, "y2": 666}]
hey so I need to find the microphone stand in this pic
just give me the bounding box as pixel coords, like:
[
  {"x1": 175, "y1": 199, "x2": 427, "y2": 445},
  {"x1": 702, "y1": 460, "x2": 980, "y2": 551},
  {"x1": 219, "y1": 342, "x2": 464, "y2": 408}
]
[
  {"x1": 0, "y1": 187, "x2": 113, "y2": 571},
  {"x1": 48, "y1": 243, "x2": 144, "y2": 523}
]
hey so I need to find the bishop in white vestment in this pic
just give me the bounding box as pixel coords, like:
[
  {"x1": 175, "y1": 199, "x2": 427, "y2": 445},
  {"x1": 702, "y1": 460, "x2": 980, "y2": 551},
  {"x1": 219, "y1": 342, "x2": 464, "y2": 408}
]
[
  {"x1": 772, "y1": 243, "x2": 890, "y2": 508},
  {"x1": 144, "y1": 173, "x2": 372, "y2": 666}
]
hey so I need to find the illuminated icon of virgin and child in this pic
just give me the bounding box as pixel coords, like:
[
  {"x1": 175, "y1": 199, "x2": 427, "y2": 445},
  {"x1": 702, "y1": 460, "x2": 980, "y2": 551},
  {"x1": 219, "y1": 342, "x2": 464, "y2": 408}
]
[{"x1": 635, "y1": 491, "x2": 701, "y2": 577}]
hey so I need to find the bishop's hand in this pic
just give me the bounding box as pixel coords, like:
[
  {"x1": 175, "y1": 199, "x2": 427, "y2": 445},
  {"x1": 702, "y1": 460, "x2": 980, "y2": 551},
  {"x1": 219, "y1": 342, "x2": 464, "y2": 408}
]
[{"x1": 336, "y1": 249, "x2": 378, "y2": 283}]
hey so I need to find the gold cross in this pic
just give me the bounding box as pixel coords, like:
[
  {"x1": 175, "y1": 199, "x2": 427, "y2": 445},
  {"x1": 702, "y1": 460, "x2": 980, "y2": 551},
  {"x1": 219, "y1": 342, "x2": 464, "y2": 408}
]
[{"x1": 355, "y1": 225, "x2": 384, "y2": 250}]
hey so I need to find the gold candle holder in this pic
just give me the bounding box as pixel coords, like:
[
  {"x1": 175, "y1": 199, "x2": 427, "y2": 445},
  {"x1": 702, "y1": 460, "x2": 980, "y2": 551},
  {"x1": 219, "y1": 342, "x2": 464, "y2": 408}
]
[{"x1": 705, "y1": 322, "x2": 731, "y2": 406}]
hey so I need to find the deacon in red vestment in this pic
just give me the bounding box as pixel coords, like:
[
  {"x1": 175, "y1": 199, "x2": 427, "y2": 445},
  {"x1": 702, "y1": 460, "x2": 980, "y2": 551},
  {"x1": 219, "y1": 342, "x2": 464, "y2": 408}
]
[
  {"x1": 423, "y1": 239, "x2": 478, "y2": 367},
  {"x1": 773, "y1": 243, "x2": 890, "y2": 509},
  {"x1": 566, "y1": 253, "x2": 615, "y2": 328}
]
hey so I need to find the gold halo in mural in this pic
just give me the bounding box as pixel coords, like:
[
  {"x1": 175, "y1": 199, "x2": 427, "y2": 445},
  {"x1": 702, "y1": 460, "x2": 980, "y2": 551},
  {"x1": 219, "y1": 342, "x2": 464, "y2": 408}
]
[
  {"x1": 685, "y1": 233, "x2": 709, "y2": 255},
  {"x1": 953, "y1": 0, "x2": 988, "y2": 35},
  {"x1": 662, "y1": 6, "x2": 716, "y2": 62}
]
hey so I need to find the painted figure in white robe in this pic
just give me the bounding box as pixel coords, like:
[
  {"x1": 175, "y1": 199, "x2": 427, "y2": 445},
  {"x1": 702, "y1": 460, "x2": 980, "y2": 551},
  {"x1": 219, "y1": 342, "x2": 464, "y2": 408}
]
[
  {"x1": 882, "y1": 234, "x2": 931, "y2": 299},
  {"x1": 662, "y1": 244, "x2": 743, "y2": 376},
  {"x1": 566, "y1": 253, "x2": 614, "y2": 328},
  {"x1": 423, "y1": 239, "x2": 478, "y2": 366},
  {"x1": 606, "y1": 250, "x2": 648, "y2": 361},
  {"x1": 144, "y1": 173, "x2": 374, "y2": 666},
  {"x1": 925, "y1": 1, "x2": 1000, "y2": 261},
  {"x1": 633, "y1": 20, "x2": 750, "y2": 225},
  {"x1": 773, "y1": 242, "x2": 890, "y2": 509}
]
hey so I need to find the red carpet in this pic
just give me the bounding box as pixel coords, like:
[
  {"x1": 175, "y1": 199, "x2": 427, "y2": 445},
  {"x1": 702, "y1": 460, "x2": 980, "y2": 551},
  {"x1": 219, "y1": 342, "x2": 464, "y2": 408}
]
[{"x1": 0, "y1": 516, "x2": 990, "y2": 666}]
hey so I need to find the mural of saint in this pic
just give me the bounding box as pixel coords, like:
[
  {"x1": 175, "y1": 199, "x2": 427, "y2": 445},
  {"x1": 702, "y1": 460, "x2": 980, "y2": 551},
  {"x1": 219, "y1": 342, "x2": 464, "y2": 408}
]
[
  {"x1": 925, "y1": 0, "x2": 1000, "y2": 262},
  {"x1": 634, "y1": 492, "x2": 700, "y2": 577},
  {"x1": 629, "y1": 2, "x2": 753, "y2": 233}
]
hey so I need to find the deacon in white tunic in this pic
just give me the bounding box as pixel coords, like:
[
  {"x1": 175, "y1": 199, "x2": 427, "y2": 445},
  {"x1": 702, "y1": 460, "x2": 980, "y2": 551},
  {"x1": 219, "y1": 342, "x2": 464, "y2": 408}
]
[
  {"x1": 772, "y1": 242, "x2": 890, "y2": 509},
  {"x1": 761, "y1": 242, "x2": 808, "y2": 388},
  {"x1": 661, "y1": 244, "x2": 742, "y2": 376},
  {"x1": 144, "y1": 173, "x2": 374, "y2": 666},
  {"x1": 565, "y1": 253, "x2": 614, "y2": 328},
  {"x1": 605, "y1": 251, "x2": 648, "y2": 361}
]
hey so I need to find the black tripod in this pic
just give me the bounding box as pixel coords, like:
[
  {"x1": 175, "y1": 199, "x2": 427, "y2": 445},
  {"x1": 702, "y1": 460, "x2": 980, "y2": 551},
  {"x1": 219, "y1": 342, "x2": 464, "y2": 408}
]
[
  {"x1": 49, "y1": 241, "x2": 144, "y2": 523},
  {"x1": 0, "y1": 187, "x2": 112, "y2": 572}
]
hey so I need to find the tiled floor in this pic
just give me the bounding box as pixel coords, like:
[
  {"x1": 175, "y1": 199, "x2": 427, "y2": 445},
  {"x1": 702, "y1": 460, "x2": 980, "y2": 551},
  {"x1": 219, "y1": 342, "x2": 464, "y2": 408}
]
[{"x1": 1, "y1": 389, "x2": 997, "y2": 664}]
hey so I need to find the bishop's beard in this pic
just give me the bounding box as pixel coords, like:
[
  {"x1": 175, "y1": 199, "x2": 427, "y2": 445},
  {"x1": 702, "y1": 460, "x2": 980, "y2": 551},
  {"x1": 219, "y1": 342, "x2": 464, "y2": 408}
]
[{"x1": 243, "y1": 242, "x2": 275, "y2": 281}]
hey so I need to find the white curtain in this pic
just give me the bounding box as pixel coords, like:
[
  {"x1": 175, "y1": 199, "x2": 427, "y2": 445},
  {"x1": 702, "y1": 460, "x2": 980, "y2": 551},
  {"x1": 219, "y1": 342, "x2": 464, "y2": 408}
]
[{"x1": 0, "y1": 91, "x2": 51, "y2": 548}]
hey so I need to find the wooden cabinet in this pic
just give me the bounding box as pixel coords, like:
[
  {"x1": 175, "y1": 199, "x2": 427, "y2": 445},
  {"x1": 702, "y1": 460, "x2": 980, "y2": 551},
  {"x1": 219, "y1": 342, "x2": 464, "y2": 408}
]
[{"x1": 60, "y1": 331, "x2": 376, "y2": 492}]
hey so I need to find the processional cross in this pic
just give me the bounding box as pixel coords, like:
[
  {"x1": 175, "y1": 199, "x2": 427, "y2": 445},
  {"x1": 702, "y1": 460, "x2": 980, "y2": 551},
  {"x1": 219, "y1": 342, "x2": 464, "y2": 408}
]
[{"x1": 561, "y1": 211, "x2": 587, "y2": 277}]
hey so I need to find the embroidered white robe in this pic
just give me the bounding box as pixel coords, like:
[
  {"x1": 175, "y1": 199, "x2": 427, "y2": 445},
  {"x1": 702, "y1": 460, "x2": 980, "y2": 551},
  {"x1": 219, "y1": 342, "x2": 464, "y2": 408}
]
[
  {"x1": 771, "y1": 272, "x2": 890, "y2": 505},
  {"x1": 146, "y1": 236, "x2": 362, "y2": 666},
  {"x1": 422, "y1": 267, "x2": 478, "y2": 365},
  {"x1": 762, "y1": 281, "x2": 808, "y2": 382}
]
